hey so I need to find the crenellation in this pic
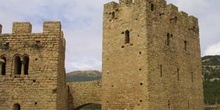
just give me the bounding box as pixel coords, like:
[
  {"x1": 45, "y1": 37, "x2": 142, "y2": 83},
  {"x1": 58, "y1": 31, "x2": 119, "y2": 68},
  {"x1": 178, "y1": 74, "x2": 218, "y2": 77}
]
[
  {"x1": 104, "y1": 1, "x2": 119, "y2": 12},
  {"x1": 153, "y1": 0, "x2": 166, "y2": 8},
  {"x1": 43, "y1": 21, "x2": 61, "y2": 34},
  {"x1": 188, "y1": 15, "x2": 198, "y2": 24},
  {"x1": 12, "y1": 22, "x2": 32, "y2": 34},
  {"x1": 166, "y1": 4, "x2": 178, "y2": 12},
  {"x1": 179, "y1": 11, "x2": 189, "y2": 21}
]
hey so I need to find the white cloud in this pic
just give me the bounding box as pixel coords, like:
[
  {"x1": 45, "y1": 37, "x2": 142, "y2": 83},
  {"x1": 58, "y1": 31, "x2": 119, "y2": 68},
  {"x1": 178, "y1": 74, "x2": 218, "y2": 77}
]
[
  {"x1": 204, "y1": 42, "x2": 220, "y2": 56},
  {"x1": 69, "y1": 58, "x2": 101, "y2": 71}
]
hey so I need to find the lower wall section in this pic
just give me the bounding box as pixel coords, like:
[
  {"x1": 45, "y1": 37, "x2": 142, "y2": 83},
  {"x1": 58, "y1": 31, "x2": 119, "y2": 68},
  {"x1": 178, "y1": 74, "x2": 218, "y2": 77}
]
[{"x1": 67, "y1": 81, "x2": 102, "y2": 110}]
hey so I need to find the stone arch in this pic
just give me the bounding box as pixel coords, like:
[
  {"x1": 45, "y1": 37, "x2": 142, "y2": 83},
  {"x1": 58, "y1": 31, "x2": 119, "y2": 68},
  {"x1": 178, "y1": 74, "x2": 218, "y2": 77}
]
[
  {"x1": 14, "y1": 55, "x2": 22, "y2": 75},
  {"x1": 23, "y1": 55, "x2": 29, "y2": 75},
  {"x1": 13, "y1": 103, "x2": 21, "y2": 110},
  {"x1": 73, "y1": 103, "x2": 101, "y2": 110}
]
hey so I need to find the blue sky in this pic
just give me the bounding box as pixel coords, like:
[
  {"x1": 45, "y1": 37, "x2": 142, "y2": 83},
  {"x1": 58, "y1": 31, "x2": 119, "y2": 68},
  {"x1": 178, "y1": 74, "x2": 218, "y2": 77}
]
[{"x1": 0, "y1": 0, "x2": 219, "y2": 72}]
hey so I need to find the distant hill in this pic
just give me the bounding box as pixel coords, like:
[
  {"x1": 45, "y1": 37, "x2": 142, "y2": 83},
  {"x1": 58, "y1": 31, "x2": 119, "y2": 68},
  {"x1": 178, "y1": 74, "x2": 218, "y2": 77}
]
[
  {"x1": 202, "y1": 55, "x2": 220, "y2": 65},
  {"x1": 66, "y1": 70, "x2": 101, "y2": 82},
  {"x1": 202, "y1": 55, "x2": 220, "y2": 105}
]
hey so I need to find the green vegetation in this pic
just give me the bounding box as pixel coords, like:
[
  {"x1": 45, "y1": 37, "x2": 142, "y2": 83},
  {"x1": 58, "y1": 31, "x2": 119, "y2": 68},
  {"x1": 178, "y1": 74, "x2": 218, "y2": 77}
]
[
  {"x1": 66, "y1": 70, "x2": 101, "y2": 82},
  {"x1": 202, "y1": 55, "x2": 220, "y2": 105}
]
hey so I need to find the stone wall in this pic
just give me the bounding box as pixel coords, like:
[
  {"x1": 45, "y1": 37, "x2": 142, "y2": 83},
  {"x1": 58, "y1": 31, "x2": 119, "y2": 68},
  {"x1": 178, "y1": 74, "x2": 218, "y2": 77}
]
[
  {"x1": 67, "y1": 81, "x2": 102, "y2": 110},
  {"x1": 146, "y1": 1, "x2": 204, "y2": 109},
  {"x1": 0, "y1": 21, "x2": 67, "y2": 110},
  {"x1": 102, "y1": 0, "x2": 204, "y2": 110}
]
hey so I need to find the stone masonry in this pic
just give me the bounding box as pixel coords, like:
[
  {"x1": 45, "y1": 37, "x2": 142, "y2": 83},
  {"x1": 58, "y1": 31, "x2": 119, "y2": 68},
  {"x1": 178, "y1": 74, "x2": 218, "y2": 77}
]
[
  {"x1": 0, "y1": 0, "x2": 204, "y2": 110},
  {"x1": 0, "y1": 22, "x2": 68, "y2": 110},
  {"x1": 102, "y1": 0, "x2": 204, "y2": 110}
]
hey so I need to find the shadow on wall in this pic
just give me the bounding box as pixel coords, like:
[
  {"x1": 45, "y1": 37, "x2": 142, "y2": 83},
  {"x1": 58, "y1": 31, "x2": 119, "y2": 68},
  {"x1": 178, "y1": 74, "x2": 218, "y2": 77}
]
[{"x1": 73, "y1": 103, "x2": 101, "y2": 110}]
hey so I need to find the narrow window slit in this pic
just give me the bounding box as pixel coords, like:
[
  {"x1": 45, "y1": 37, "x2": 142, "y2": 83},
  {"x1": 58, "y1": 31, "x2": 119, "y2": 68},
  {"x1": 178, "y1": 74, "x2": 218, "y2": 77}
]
[
  {"x1": 125, "y1": 30, "x2": 130, "y2": 44},
  {"x1": 160, "y1": 65, "x2": 163, "y2": 77},
  {"x1": 184, "y1": 40, "x2": 187, "y2": 51},
  {"x1": 167, "y1": 33, "x2": 170, "y2": 46},
  {"x1": 177, "y1": 68, "x2": 180, "y2": 81},
  {"x1": 191, "y1": 72, "x2": 194, "y2": 82}
]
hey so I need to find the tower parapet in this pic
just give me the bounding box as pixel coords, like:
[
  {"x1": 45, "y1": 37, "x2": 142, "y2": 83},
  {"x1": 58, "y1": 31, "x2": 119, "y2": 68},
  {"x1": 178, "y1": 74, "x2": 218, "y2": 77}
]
[
  {"x1": 12, "y1": 22, "x2": 32, "y2": 34},
  {"x1": 43, "y1": 21, "x2": 61, "y2": 34}
]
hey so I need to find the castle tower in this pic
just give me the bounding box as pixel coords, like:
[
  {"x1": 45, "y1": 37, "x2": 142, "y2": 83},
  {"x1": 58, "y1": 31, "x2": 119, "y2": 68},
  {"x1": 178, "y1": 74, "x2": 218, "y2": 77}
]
[
  {"x1": 102, "y1": 0, "x2": 204, "y2": 109},
  {"x1": 0, "y1": 22, "x2": 68, "y2": 110}
]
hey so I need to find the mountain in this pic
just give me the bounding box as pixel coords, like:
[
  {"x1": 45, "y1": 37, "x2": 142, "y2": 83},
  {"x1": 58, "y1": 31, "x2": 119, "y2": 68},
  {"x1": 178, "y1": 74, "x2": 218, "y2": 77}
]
[
  {"x1": 66, "y1": 70, "x2": 101, "y2": 82},
  {"x1": 202, "y1": 55, "x2": 220, "y2": 105}
]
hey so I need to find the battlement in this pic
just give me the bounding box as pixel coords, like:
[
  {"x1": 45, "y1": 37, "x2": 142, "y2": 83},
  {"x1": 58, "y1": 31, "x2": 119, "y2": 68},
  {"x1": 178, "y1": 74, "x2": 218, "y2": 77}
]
[
  {"x1": 166, "y1": 4, "x2": 178, "y2": 12},
  {"x1": 104, "y1": 1, "x2": 119, "y2": 11},
  {"x1": 43, "y1": 21, "x2": 61, "y2": 34},
  {"x1": 12, "y1": 22, "x2": 32, "y2": 34},
  {"x1": 104, "y1": 0, "x2": 198, "y2": 25},
  {"x1": 0, "y1": 21, "x2": 61, "y2": 35}
]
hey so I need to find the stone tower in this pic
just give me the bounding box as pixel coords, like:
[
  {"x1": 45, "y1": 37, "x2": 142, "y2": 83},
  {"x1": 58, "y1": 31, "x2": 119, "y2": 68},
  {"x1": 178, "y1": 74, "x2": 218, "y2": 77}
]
[
  {"x1": 102, "y1": 0, "x2": 203, "y2": 110},
  {"x1": 0, "y1": 22, "x2": 68, "y2": 110}
]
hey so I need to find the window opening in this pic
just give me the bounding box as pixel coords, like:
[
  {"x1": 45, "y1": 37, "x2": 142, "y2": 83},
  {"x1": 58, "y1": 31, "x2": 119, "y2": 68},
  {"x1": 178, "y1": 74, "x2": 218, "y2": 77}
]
[
  {"x1": 168, "y1": 100, "x2": 171, "y2": 109},
  {"x1": 160, "y1": 65, "x2": 163, "y2": 77},
  {"x1": 23, "y1": 56, "x2": 29, "y2": 75},
  {"x1": 111, "y1": 12, "x2": 115, "y2": 19},
  {"x1": 14, "y1": 103, "x2": 21, "y2": 110},
  {"x1": 125, "y1": 30, "x2": 130, "y2": 44},
  {"x1": 1, "y1": 57, "x2": 6, "y2": 75},
  {"x1": 191, "y1": 72, "x2": 194, "y2": 82},
  {"x1": 15, "y1": 56, "x2": 22, "y2": 75},
  {"x1": 177, "y1": 68, "x2": 180, "y2": 81},
  {"x1": 184, "y1": 40, "x2": 187, "y2": 51},
  {"x1": 167, "y1": 33, "x2": 170, "y2": 46},
  {"x1": 151, "y1": 3, "x2": 154, "y2": 11},
  {"x1": 188, "y1": 100, "x2": 190, "y2": 109}
]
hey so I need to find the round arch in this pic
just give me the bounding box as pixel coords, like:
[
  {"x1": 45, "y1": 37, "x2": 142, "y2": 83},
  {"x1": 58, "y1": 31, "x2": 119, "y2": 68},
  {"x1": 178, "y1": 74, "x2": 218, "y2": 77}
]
[
  {"x1": 0, "y1": 55, "x2": 6, "y2": 75},
  {"x1": 13, "y1": 103, "x2": 21, "y2": 110}
]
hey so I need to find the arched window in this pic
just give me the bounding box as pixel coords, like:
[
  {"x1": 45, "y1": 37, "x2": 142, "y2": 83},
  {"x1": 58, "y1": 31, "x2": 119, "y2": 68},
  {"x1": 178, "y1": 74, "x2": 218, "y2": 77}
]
[
  {"x1": 23, "y1": 56, "x2": 29, "y2": 75},
  {"x1": 1, "y1": 56, "x2": 6, "y2": 75},
  {"x1": 125, "y1": 30, "x2": 130, "y2": 44},
  {"x1": 14, "y1": 56, "x2": 22, "y2": 75},
  {"x1": 14, "y1": 103, "x2": 20, "y2": 110}
]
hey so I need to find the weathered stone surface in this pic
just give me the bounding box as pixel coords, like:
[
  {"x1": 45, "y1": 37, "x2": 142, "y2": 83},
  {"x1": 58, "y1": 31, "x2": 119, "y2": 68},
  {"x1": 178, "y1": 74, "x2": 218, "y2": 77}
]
[
  {"x1": 68, "y1": 81, "x2": 101, "y2": 109},
  {"x1": 0, "y1": 21, "x2": 68, "y2": 110},
  {"x1": 102, "y1": 0, "x2": 203, "y2": 110}
]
